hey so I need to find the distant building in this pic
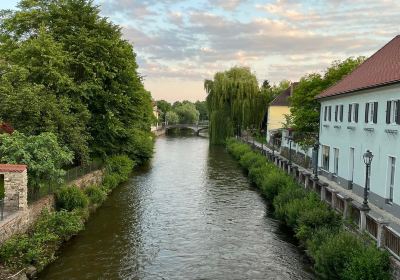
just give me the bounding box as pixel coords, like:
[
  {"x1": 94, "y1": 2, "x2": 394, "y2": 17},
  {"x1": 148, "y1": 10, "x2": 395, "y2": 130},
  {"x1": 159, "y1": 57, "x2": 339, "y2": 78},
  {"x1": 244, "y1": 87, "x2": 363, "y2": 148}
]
[
  {"x1": 151, "y1": 101, "x2": 160, "y2": 132},
  {"x1": 266, "y1": 83, "x2": 297, "y2": 143},
  {"x1": 316, "y1": 35, "x2": 400, "y2": 217}
]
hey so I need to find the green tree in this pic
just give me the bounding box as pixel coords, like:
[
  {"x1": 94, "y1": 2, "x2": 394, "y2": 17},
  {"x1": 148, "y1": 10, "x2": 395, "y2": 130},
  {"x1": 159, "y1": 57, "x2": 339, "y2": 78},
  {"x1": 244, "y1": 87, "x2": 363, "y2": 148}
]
[
  {"x1": 0, "y1": 0, "x2": 154, "y2": 164},
  {"x1": 0, "y1": 131, "x2": 73, "y2": 189},
  {"x1": 195, "y1": 100, "x2": 208, "y2": 121},
  {"x1": 290, "y1": 57, "x2": 365, "y2": 146},
  {"x1": 174, "y1": 102, "x2": 200, "y2": 124},
  {"x1": 165, "y1": 111, "x2": 179, "y2": 125},
  {"x1": 156, "y1": 100, "x2": 172, "y2": 122},
  {"x1": 205, "y1": 67, "x2": 262, "y2": 144}
]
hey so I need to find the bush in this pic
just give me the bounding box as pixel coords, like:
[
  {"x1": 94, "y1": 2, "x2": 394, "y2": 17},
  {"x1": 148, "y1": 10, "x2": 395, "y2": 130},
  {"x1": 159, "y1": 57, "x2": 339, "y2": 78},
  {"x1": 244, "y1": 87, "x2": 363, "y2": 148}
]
[
  {"x1": 102, "y1": 173, "x2": 120, "y2": 190},
  {"x1": 55, "y1": 186, "x2": 88, "y2": 211},
  {"x1": 239, "y1": 151, "x2": 265, "y2": 170},
  {"x1": 34, "y1": 210, "x2": 84, "y2": 241},
  {"x1": 342, "y1": 245, "x2": 391, "y2": 280},
  {"x1": 314, "y1": 231, "x2": 363, "y2": 279},
  {"x1": 105, "y1": 155, "x2": 135, "y2": 183},
  {"x1": 84, "y1": 185, "x2": 106, "y2": 205},
  {"x1": 261, "y1": 169, "x2": 292, "y2": 200},
  {"x1": 273, "y1": 184, "x2": 306, "y2": 221}
]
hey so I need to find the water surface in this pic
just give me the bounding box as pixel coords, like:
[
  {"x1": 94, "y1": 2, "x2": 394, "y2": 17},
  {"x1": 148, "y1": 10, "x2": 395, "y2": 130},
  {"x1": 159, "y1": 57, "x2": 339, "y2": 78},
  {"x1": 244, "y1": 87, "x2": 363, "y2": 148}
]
[{"x1": 39, "y1": 136, "x2": 313, "y2": 280}]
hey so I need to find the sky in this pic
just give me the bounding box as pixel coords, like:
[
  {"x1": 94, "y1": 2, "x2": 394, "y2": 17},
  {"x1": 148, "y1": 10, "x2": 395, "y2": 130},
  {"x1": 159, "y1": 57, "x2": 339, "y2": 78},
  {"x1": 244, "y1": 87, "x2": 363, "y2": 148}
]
[{"x1": 1, "y1": 0, "x2": 399, "y2": 102}]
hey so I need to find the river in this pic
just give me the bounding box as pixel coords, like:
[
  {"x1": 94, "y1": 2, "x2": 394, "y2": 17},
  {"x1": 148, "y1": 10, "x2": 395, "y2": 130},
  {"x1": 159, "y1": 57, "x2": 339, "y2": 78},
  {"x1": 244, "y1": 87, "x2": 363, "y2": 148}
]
[{"x1": 39, "y1": 135, "x2": 314, "y2": 280}]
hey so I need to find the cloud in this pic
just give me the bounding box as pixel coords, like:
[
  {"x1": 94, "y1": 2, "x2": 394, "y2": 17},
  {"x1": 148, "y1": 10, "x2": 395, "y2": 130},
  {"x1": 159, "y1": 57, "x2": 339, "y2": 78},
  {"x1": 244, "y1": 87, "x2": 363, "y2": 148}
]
[{"x1": 95, "y1": 0, "x2": 400, "y2": 101}]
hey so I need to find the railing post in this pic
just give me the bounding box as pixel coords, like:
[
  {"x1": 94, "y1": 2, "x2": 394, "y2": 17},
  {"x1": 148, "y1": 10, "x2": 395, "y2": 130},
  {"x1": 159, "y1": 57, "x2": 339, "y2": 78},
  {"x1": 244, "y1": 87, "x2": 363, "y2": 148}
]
[
  {"x1": 343, "y1": 197, "x2": 353, "y2": 220},
  {"x1": 377, "y1": 220, "x2": 390, "y2": 248},
  {"x1": 360, "y1": 208, "x2": 369, "y2": 231},
  {"x1": 331, "y1": 190, "x2": 338, "y2": 209},
  {"x1": 320, "y1": 183, "x2": 328, "y2": 201}
]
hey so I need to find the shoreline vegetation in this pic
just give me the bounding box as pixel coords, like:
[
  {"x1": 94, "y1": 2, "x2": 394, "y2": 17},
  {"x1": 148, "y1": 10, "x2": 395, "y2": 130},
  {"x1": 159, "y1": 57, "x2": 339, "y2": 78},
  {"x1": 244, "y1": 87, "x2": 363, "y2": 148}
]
[
  {"x1": 0, "y1": 155, "x2": 135, "y2": 278},
  {"x1": 226, "y1": 138, "x2": 391, "y2": 280}
]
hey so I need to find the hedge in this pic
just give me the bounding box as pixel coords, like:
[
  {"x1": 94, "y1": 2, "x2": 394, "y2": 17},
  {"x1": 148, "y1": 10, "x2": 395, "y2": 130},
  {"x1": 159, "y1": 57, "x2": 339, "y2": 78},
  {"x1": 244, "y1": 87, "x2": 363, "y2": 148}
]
[{"x1": 226, "y1": 138, "x2": 390, "y2": 280}]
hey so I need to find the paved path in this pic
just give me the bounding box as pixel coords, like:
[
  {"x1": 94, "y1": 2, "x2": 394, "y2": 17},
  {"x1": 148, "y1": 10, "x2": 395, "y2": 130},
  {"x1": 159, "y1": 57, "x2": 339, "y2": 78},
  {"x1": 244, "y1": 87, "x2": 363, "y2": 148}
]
[{"x1": 245, "y1": 137, "x2": 400, "y2": 234}]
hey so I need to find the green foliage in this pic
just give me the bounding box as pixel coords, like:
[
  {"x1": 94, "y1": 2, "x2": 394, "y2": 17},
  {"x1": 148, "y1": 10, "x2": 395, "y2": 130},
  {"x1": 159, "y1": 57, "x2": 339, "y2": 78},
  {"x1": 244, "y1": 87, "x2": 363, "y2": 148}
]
[
  {"x1": 226, "y1": 139, "x2": 390, "y2": 280},
  {"x1": 290, "y1": 57, "x2": 365, "y2": 146},
  {"x1": 342, "y1": 245, "x2": 391, "y2": 280},
  {"x1": 205, "y1": 67, "x2": 262, "y2": 144},
  {"x1": 84, "y1": 185, "x2": 106, "y2": 205},
  {"x1": 313, "y1": 231, "x2": 363, "y2": 279},
  {"x1": 34, "y1": 210, "x2": 84, "y2": 242},
  {"x1": 0, "y1": 131, "x2": 73, "y2": 188},
  {"x1": 174, "y1": 102, "x2": 200, "y2": 124},
  {"x1": 102, "y1": 173, "x2": 120, "y2": 190},
  {"x1": 0, "y1": 210, "x2": 84, "y2": 270},
  {"x1": 166, "y1": 110, "x2": 179, "y2": 125},
  {"x1": 105, "y1": 155, "x2": 134, "y2": 182},
  {"x1": 55, "y1": 186, "x2": 89, "y2": 211},
  {"x1": 0, "y1": 0, "x2": 154, "y2": 163},
  {"x1": 156, "y1": 100, "x2": 172, "y2": 122},
  {"x1": 195, "y1": 100, "x2": 208, "y2": 121}
]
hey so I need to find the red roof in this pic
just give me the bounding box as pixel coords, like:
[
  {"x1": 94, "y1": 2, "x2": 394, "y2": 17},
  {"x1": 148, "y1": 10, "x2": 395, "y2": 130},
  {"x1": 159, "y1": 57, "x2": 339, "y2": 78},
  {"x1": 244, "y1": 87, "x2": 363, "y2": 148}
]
[
  {"x1": 0, "y1": 164, "x2": 27, "y2": 173},
  {"x1": 317, "y1": 35, "x2": 400, "y2": 99}
]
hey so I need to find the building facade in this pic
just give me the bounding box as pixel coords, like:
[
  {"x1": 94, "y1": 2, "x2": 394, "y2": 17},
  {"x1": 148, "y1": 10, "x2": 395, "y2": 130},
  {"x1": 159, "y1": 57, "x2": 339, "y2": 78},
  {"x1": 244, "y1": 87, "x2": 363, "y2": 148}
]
[
  {"x1": 317, "y1": 35, "x2": 400, "y2": 217},
  {"x1": 266, "y1": 83, "x2": 297, "y2": 142}
]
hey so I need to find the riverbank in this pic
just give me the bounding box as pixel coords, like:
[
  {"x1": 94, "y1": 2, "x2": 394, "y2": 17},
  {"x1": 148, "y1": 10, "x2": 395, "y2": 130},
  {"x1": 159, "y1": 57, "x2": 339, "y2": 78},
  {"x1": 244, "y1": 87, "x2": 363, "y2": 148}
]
[
  {"x1": 226, "y1": 138, "x2": 391, "y2": 280},
  {"x1": 0, "y1": 155, "x2": 135, "y2": 279}
]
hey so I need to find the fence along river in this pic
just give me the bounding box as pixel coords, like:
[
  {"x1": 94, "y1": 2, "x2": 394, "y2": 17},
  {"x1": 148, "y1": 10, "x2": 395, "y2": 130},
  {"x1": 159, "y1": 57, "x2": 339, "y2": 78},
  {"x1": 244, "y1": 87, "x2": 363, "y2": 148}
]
[{"x1": 39, "y1": 135, "x2": 314, "y2": 279}]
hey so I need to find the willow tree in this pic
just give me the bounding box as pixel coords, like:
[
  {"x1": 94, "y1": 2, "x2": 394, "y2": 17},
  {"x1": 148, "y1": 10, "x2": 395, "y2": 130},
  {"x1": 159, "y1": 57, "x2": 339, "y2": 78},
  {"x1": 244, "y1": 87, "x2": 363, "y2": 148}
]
[{"x1": 205, "y1": 67, "x2": 264, "y2": 145}]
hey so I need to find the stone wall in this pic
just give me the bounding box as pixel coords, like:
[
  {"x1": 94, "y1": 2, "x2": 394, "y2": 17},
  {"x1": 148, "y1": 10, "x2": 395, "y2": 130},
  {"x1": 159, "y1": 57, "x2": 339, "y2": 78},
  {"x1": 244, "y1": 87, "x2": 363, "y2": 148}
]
[
  {"x1": 69, "y1": 169, "x2": 104, "y2": 189},
  {"x1": 391, "y1": 258, "x2": 400, "y2": 279},
  {"x1": 0, "y1": 165, "x2": 28, "y2": 210},
  {"x1": 0, "y1": 169, "x2": 103, "y2": 245},
  {"x1": 0, "y1": 195, "x2": 54, "y2": 244}
]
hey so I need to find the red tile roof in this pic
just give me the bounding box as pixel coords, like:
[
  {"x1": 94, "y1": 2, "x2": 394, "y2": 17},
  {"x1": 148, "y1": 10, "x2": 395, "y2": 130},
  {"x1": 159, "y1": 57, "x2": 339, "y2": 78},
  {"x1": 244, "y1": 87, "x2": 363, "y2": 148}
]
[
  {"x1": 0, "y1": 164, "x2": 27, "y2": 173},
  {"x1": 317, "y1": 35, "x2": 400, "y2": 99}
]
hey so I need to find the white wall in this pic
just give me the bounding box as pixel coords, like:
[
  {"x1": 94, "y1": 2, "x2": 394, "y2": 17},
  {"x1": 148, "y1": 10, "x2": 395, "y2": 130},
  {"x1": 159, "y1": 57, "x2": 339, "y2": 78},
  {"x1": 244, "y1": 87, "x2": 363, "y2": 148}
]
[{"x1": 319, "y1": 84, "x2": 400, "y2": 204}]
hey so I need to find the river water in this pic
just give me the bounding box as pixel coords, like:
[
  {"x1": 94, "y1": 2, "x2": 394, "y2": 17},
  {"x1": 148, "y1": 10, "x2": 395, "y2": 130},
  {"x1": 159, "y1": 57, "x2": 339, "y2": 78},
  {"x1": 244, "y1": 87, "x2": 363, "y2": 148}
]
[{"x1": 39, "y1": 135, "x2": 314, "y2": 280}]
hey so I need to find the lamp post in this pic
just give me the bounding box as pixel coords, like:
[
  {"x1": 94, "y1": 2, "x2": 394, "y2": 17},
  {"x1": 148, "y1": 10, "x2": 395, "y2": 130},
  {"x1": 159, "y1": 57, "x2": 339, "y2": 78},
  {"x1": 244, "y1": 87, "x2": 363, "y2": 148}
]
[
  {"x1": 260, "y1": 129, "x2": 264, "y2": 154},
  {"x1": 313, "y1": 139, "x2": 320, "y2": 180},
  {"x1": 362, "y1": 150, "x2": 373, "y2": 211}
]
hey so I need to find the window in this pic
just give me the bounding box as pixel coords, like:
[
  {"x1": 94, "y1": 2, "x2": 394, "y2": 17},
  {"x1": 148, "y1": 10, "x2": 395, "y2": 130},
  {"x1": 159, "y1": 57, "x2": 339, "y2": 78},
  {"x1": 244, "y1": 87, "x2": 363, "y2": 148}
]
[
  {"x1": 322, "y1": 145, "x2": 330, "y2": 171},
  {"x1": 365, "y1": 102, "x2": 378, "y2": 124},
  {"x1": 348, "y1": 103, "x2": 359, "y2": 123},
  {"x1": 335, "y1": 105, "x2": 343, "y2": 122},
  {"x1": 334, "y1": 148, "x2": 339, "y2": 175},
  {"x1": 328, "y1": 106, "x2": 332, "y2": 121},
  {"x1": 324, "y1": 106, "x2": 328, "y2": 121},
  {"x1": 387, "y1": 156, "x2": 396, "y2": 203},
  {"x1": 386, "y1": 100, "x2": 400, "y2": 124}
]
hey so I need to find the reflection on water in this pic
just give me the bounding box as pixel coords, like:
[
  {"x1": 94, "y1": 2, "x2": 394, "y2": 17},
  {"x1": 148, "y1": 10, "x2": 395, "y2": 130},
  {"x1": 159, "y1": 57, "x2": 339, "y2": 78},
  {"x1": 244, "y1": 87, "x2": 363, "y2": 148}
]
[{"x1": 39, "y1": 136, "x2": 313, "y2": 280}]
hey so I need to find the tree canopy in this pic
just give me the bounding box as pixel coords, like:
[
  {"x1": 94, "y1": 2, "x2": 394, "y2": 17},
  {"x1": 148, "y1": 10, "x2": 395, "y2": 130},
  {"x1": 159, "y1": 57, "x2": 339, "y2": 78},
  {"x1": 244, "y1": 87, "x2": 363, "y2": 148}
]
[
  {"x1": 0, "y1": 0, "x2": 154, "y2": 164},
  {"x1": 289, "y1": 57, "x2": 365, "y2": 146},
  {"x1": 205, "y1": 67, "x2": 264, "y2": 144}
]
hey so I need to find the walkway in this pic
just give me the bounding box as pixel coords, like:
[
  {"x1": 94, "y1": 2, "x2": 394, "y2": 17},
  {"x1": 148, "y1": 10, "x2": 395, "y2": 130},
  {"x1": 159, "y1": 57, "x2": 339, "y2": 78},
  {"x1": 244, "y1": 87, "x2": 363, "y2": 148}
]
[{"x1": 247, "y1": 138, "x2": 400, "y2": 234}]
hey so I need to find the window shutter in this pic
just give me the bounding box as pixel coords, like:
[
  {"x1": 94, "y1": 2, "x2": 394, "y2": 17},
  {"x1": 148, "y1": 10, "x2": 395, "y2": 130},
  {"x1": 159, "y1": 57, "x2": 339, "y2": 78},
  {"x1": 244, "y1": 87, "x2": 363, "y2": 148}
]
[
  {"x1": 355, "y1": 104, "x2": 359, "y2": 123},
  {"x1": 335, "y1": 106, "x2": 338, "y2": 122},
  {"x1": 365, "y1": 103, "x2": 369, "y2": 123},
  {"x1": 340, "y1": 105, "x2": 344, "y2": 122},
  {"x1": 328, "y1": 106, "x2": 331, "y2": 121},
  {"x1": 324, "y1": 106, "x2": 327, "y2": 121},
  {"x1": 396, "y1": 100, "x2": 400, "y2": 124},
  {"x1": 373, "y1": 102, "x2": 378, "y2": 124},
  {"x1": 386, "y1": 101, "x2": 392, "y2": 124},
  {"x1": 348, "y1": 104, "x2": 352, "y2": 122}
]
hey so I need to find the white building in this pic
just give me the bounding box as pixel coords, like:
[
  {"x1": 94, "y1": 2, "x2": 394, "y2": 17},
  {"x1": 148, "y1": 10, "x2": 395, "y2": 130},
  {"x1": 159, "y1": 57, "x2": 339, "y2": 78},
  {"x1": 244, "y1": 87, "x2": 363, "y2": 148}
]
[{"x1": 316, "y1": 35, "x2": 400, "y2": 217}]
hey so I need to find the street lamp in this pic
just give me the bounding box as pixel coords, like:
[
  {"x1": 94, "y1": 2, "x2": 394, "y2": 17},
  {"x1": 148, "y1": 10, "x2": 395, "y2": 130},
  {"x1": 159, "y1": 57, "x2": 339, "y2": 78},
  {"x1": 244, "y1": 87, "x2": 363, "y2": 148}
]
[
  {"x1": 362, "y1": 150, "x2": 374, "y2": 211},
  {"x1": 313, "y1": 139, "x2": 320, "y2": 180}
]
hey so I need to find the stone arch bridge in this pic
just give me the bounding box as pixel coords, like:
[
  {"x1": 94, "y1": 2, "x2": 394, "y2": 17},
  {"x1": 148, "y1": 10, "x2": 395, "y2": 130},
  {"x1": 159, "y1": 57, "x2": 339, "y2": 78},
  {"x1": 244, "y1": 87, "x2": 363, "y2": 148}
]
[{"x1": 165, "y1": 121, "x2": 208, "y2": 135}]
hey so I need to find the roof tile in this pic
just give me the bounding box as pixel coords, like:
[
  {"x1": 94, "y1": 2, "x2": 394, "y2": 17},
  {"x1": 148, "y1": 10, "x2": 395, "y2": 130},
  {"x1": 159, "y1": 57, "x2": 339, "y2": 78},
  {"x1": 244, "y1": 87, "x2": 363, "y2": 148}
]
[{"x1": 317, "y1": 35, "x2": 400, "y2": 99}]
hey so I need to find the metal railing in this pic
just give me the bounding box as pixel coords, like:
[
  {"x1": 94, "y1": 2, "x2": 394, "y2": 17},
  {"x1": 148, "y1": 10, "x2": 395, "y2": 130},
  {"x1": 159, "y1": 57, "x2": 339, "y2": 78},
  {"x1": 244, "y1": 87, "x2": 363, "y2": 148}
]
[{"x1": 28, "y1": 161, "x2": 103, "y2": 204}]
